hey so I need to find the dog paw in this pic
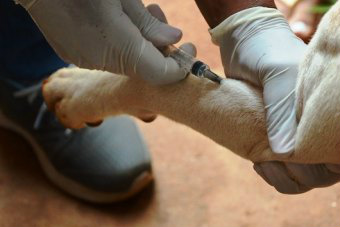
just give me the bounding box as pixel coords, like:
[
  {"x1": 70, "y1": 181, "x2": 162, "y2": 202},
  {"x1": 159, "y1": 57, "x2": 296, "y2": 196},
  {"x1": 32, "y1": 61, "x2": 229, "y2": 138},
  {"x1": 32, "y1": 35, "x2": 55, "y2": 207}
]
[{"x1": 42, "y1": 68, "x2": 108, "y2": 129}]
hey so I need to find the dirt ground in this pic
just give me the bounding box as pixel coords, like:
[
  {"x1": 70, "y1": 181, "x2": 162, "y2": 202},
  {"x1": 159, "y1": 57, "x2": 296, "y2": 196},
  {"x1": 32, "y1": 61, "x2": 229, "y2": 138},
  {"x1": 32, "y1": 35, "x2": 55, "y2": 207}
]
[{"x1": 1, "y1": 1, "x2": 340, "y2": 227}]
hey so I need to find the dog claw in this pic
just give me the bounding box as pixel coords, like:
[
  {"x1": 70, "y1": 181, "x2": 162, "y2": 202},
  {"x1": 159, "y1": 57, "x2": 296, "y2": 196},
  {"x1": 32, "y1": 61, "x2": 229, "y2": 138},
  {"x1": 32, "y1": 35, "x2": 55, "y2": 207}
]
[{"x1": 86, "y1": 120, "x2": 104, "y2": 127}]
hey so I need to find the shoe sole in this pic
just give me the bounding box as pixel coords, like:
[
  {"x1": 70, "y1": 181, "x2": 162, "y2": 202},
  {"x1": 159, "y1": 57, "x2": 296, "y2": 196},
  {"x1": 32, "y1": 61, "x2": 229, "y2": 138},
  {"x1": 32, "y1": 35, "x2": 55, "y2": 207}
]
[{"x1": 0, "y1": 110, "x2": 153, "y2": 203}]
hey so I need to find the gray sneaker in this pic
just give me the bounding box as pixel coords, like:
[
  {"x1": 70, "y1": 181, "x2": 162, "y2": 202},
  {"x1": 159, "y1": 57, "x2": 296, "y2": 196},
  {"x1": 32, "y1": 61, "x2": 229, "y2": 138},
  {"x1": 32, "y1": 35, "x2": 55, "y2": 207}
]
[{"x1": 0, "y1": 76, "x2": 153, "y2": 203}]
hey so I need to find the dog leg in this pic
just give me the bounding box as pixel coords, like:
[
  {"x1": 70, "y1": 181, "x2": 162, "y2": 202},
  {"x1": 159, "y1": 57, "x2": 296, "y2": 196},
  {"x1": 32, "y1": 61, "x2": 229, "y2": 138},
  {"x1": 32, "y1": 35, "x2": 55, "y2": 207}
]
[
  {"x1": 43, "y1": 68, "x2": 286, "y2": 162},
  {"x1": 43, "y1": 1, "x2": 340, "y2": 164}
]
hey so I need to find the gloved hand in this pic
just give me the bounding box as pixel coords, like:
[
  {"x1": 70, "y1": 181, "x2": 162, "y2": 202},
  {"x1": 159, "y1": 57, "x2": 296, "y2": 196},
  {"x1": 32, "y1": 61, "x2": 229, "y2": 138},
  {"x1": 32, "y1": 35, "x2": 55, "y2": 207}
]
[
  {"x1": 15, "y1": 0, "x2": 186, "y2": 85},
  {"x1": 210, "y1": 7, "x2": 340, "y2": 194},
  {"x1": 254, "y1": 162, "x2": 340, "y2": 194},
  {"x1": 210, "y1": 7, "x2": 307, "y2": 154}
]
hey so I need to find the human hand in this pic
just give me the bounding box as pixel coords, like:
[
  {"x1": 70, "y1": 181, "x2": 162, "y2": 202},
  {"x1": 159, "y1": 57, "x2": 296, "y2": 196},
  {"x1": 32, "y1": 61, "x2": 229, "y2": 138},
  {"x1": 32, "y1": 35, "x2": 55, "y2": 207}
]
[
  {"x1": 15, "y1": 0, "x2": 186, "y2": 85},
  {"x1": 210, "y1": 6, "x2": 340, "y2": 194},
  {"x1": 210, "y1": 7, "x2": 307, "y2": 155},
  {"x1": 254, "y1": 162, "x2": 340, "y2": 194},
  {"x1": 42, "y1": 4, "x2": 197, "y2": 129}
]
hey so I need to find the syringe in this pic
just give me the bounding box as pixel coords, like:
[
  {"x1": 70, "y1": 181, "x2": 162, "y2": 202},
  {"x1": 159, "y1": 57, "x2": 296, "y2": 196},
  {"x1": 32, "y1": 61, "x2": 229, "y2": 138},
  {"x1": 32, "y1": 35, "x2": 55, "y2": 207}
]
[{"x1": 166, "y1": 45, "x2": 223, "y2": 84}]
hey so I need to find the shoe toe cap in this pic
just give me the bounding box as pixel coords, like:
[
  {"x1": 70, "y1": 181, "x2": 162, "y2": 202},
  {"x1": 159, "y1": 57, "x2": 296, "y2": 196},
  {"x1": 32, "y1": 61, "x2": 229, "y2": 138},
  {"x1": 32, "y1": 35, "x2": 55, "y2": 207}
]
[{"x1": 53, "y1": 116, "x2": 152, "y2": 194}]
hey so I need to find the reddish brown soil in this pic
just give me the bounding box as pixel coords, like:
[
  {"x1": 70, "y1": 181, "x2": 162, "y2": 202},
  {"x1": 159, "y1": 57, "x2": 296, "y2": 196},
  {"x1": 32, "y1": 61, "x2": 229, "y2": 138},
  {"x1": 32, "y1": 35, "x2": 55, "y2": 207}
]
[{"x1": 0, "y1": 1, "x2": 339, "y2": 226}]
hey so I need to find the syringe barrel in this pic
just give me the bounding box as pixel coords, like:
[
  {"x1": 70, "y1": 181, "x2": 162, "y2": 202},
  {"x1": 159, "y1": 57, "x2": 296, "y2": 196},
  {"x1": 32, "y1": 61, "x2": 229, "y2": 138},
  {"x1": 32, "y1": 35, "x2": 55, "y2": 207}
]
[
  {"x1": 166, "y1": 45, "x2": 223, "y2": 84},
  {"x1": 166, "y1": 45, "x2": 196, "y2": 75}
]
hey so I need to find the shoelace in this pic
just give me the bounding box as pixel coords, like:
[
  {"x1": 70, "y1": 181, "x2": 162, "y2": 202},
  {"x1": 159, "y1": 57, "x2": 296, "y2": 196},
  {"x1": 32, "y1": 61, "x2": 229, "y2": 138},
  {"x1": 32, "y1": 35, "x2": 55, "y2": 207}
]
[
  {"x1": 12, "y1": 81, "x2": 72, "y2": 135},
  {"x1": 14, "y1": 82, "x2": 46, "y2": 129}
]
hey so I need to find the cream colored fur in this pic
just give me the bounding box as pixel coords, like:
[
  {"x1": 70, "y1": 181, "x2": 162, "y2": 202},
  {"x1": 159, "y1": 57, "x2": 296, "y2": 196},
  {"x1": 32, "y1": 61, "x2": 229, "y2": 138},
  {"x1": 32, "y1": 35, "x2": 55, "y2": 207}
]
[{"x1": 43, "y1": 1, "x2": 340, "y2": 164}]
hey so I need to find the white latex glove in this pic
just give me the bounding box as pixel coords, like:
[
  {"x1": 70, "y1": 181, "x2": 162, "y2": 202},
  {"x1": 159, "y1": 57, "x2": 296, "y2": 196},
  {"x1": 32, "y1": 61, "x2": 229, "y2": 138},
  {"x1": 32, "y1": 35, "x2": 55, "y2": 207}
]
[
  {"x1": 210, "y1": 7, "x2": 307, "y2": 154},
  {"x1": 15, "y1": 0, "x2": 186, "y2": 85},
  {"x1": 254, "y1": 162, "x2": 340, "y2": 194},
  {"x1": 211, "y1": 7, "x2": 340, "y2": 194}
]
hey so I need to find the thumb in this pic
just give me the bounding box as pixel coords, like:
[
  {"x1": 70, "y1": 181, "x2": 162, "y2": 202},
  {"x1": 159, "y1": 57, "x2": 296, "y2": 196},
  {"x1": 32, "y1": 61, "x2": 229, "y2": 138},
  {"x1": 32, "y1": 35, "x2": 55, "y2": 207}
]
[
  {"x1": 179, "y1": 43, "x2": 197, "y2": 58},
  {"x1": 146, "y1": 6, "x2": 197, "y2": 62},
  {"x1": 122, "y1": 0, "x2": 182, "y2": 47},
  {"x1": 122, "y1": 0, "x2": 187, "y2": 85},
  {"x1": 133, "y1": 41, "x2": 187, "y2": 85}
]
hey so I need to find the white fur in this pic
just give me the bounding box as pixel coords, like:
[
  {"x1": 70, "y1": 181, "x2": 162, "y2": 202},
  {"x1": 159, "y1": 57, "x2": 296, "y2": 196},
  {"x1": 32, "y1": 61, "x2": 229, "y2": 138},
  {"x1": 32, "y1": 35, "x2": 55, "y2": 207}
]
[{"x1": 43, "y1": 1, "x2": 340, "y2": 164}]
